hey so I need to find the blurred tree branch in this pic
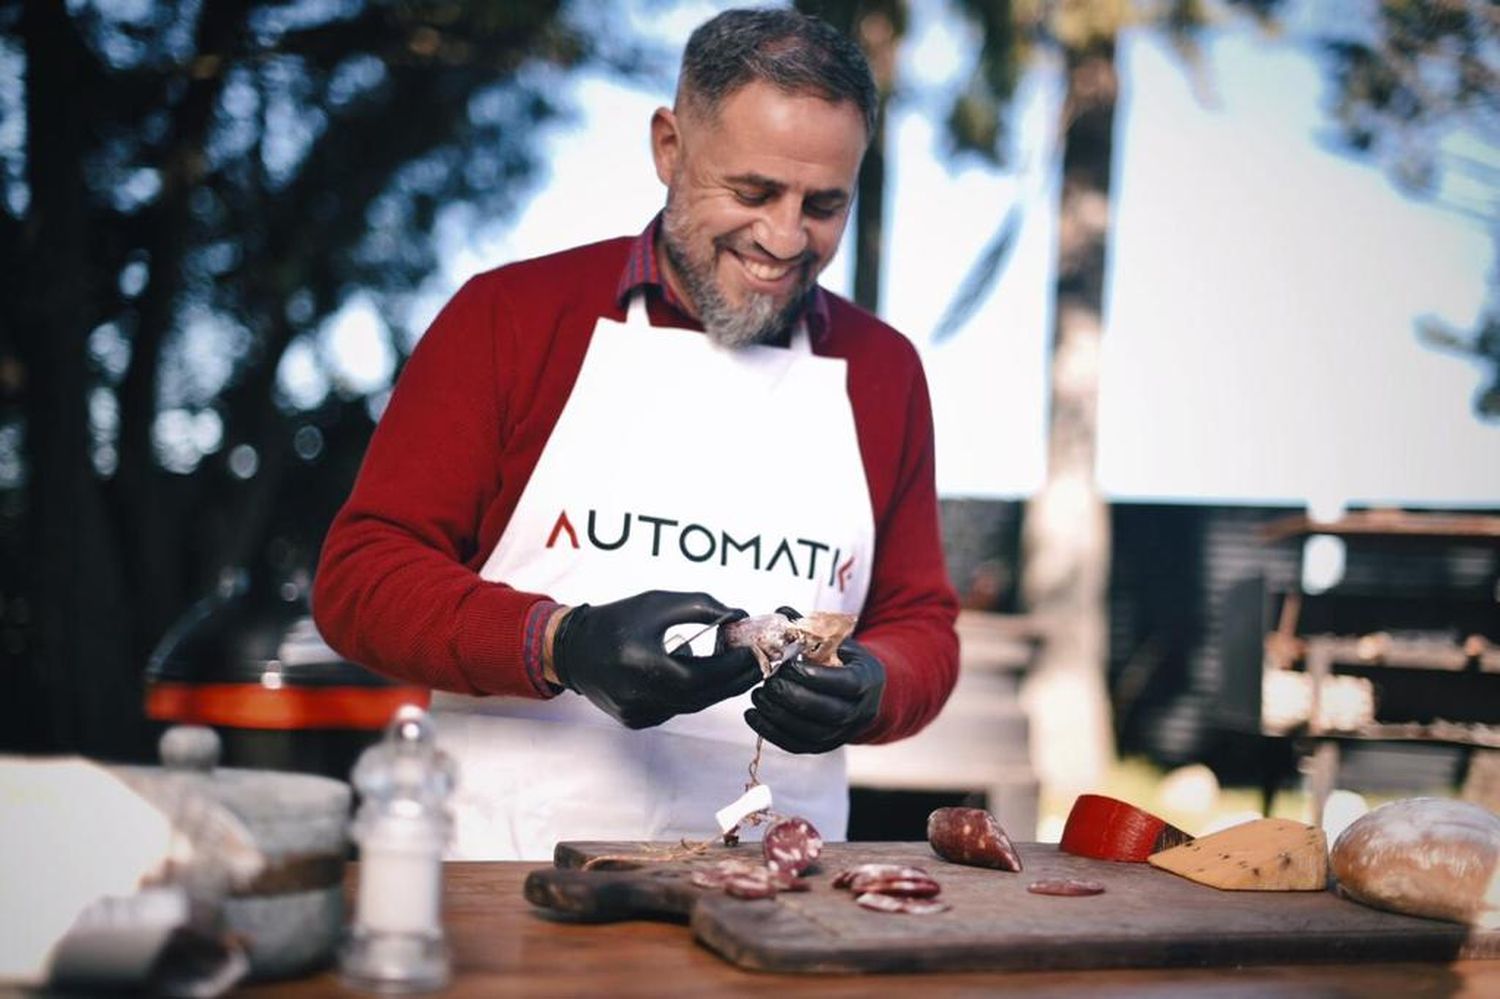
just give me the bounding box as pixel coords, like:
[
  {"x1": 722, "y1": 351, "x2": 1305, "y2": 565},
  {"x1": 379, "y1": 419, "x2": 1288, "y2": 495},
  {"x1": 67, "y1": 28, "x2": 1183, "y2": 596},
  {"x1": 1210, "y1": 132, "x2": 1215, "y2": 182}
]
[{"x1": 0, "y1": 0, "x2": 640, "y2": 758}]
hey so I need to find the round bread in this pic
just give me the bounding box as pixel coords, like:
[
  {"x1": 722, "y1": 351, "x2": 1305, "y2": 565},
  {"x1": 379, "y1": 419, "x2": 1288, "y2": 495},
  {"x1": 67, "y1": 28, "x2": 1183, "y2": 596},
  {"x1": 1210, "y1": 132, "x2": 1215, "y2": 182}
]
[{"x1": 1330, "y1": 797, "x2": 1499, "y2": 927}]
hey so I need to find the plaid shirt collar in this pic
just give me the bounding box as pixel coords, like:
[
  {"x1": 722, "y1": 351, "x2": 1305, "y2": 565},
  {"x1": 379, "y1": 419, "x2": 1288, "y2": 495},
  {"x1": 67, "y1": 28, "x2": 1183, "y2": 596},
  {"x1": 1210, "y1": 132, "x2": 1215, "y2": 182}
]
[{"x1": 615, "y1": 213, "x2": 830, "y2": 343}]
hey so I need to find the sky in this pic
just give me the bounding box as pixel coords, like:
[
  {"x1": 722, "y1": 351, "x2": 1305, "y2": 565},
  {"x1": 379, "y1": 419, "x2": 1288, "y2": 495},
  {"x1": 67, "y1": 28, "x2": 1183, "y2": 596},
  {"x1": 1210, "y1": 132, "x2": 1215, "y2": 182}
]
[
  {"x1": 314, "y1": 0, "x2": 1499, "y2": 508},
  {"x1": 1100, "y1": 21, "x2": 1499, "y2": 508}
]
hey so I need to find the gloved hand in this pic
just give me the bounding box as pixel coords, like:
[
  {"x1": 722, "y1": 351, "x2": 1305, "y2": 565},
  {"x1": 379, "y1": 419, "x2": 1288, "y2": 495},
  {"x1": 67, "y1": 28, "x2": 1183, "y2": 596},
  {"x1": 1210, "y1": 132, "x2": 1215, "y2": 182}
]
[
  {"x1": 744, "y1": 638, "x2": 885, "y2": 754},
  {"x1": 550, "y1": 590, "x2": 762, "y2": 730}
]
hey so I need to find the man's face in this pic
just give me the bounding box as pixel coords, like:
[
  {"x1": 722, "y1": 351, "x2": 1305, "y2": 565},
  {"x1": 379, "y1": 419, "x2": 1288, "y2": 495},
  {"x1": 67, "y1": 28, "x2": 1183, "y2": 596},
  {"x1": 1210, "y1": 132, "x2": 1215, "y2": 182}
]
[{"x1": 651, "y1": 80, "x2": 866, "y2": 347}]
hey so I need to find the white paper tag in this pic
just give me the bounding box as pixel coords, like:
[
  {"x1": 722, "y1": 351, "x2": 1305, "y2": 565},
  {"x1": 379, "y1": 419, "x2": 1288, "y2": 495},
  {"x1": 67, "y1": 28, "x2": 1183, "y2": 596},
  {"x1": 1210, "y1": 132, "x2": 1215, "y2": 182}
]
[{"x1": 714, "y1": 783, "x2": 773, "y2": 834}]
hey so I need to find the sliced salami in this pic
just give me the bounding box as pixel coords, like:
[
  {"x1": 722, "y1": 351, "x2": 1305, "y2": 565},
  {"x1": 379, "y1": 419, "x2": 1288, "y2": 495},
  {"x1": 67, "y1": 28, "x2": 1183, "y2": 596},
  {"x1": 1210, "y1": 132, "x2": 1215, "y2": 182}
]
[
  {"x1": 858, "y1": 876, "x2": 941, "y2": 899},
  {"x1": 763, "y1": 816, "x2": 823, "y2": 875},
  {"x1": 1026, "y1": 878, "x2": 1106, "y2": 896},
  {"x1": 723, "y1": 872, "x2": 780, "y2": 899},
  {"x1": 833, "y1": 864, "x2": 938, "y2": 894},
  {"x1": 695, "y1": 859, "x2": 810, "y2": 899},
  {"x1": 771, "y1": 870, "x2": 811, "y2": 892},
  {"x1": 689, "y1": 859, "x2": 758, "y2": 890},
  {"x1": 855, "y1": 892, "x2": 951, "y2": 915},
  {"x1": 690, "y1": 870, "x2": 727, "y2": 890}
]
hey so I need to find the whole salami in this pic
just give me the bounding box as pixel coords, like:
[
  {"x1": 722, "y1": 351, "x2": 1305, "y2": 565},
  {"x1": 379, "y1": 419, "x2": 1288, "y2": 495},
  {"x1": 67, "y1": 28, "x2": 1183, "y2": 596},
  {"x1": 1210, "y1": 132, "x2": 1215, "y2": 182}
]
[{"x1": 927, "y1": 806, "x2": 1023, "y2": 871}]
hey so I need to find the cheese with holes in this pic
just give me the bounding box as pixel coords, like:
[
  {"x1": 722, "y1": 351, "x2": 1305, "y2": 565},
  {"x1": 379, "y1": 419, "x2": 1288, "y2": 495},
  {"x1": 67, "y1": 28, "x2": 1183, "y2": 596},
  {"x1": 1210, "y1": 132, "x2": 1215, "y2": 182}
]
[{"x1": 1148, "y1": 818, "x2": 1328, "y2": 891}]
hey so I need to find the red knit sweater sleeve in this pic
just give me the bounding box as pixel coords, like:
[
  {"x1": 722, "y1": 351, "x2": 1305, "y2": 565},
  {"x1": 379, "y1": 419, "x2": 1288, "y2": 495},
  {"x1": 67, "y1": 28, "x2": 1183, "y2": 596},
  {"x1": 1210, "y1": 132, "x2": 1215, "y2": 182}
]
[
  {"x1": 312, "y1": 275, "x2": 552, "y2": 697},
  {"x1": 838, "y1": 315, "x2": 960, "y2": 745}
]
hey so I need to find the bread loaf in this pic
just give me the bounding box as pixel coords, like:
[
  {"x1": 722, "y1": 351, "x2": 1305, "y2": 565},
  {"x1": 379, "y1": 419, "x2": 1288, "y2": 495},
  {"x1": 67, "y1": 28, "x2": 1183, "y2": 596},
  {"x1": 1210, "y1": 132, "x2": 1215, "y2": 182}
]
[{"x1": 1330, "y1": 797, "x2": 1499, "y2": 927}]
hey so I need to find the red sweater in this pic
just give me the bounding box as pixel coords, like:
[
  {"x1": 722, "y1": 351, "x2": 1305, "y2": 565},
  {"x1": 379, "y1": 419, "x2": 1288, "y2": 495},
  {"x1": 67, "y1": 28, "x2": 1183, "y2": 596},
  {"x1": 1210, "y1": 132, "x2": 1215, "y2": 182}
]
[{"x1": 312, "y1": 236, "x2": 958, "y2": 743}]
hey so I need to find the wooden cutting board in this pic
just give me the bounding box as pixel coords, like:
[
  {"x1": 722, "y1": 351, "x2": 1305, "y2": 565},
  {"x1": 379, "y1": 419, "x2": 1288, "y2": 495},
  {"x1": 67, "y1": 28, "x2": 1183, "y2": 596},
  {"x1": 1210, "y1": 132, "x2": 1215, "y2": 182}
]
[{"x1": 525, "y1": 841, "x2": 1500, "y2": 973}]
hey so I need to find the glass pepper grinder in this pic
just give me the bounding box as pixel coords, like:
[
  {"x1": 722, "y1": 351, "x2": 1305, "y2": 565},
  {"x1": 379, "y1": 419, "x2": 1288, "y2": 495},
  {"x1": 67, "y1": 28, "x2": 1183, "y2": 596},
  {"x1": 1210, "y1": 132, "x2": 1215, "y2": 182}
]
[{"x1": 339, "y1": 705, "x2": 457, "y2": 994}]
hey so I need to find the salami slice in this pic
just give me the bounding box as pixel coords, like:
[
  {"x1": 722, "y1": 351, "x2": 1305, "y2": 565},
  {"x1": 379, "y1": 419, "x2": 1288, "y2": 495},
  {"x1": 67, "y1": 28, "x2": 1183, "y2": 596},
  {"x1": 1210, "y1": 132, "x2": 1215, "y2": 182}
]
[
  {"x1": 763, "y1": 816, "x2": 823, "y2": 875},
  {"x1": 697, "y1": 859, "x2": 810, "y2": 899},
  {"x1": 690, "y1": 859, "x2": 758, "y2": 890},
  {"x1": 690, "y1": 870, "x2": 726, "y2": 889},
  {"x1": 833, "y1": 864, "x2": 937, "y2": 894},
  {"x1": 1027, "y1": 878, "x2": 1106, "y2": 896},
  {"x1": 771, "y1": 871, "x2": 811, "y2": 892},
  {"x1": 723, "y1": 872, "x2": 780, "y2": 899},
  {"x1": 858, "y1": 876, "x2": 941, "y2": 899},
  {"x1": 855, "y1": 892, "x2": 951, "y2": 915}
]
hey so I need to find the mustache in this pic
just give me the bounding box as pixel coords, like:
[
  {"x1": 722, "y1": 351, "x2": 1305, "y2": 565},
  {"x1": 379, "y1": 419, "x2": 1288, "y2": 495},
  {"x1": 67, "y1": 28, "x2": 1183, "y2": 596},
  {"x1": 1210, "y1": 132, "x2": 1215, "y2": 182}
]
[{"x1": 713, "y1": 235, "x2": 818, "y2": 274}]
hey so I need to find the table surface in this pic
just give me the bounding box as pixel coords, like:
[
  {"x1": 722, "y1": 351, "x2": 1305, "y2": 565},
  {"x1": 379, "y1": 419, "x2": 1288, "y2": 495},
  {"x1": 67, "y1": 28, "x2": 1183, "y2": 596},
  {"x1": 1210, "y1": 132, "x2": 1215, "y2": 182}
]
[{"x1": 236, "y1": 862, "x2": 1500, "y2": 998}]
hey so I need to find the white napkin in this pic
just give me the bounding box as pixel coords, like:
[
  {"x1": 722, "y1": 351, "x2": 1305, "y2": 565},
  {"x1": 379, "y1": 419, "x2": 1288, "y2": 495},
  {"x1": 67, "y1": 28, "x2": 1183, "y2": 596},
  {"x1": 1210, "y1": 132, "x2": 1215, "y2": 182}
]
[{"x1": 0, "y1": 756, "x2": 262, "y2": 994}]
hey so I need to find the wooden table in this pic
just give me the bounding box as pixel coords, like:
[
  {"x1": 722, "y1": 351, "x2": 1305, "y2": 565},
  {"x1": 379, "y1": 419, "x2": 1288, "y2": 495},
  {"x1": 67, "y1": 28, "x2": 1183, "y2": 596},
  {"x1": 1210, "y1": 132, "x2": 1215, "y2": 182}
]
[{"x1": 239, "y1": 862, "x2": 1500, "y2": 998}]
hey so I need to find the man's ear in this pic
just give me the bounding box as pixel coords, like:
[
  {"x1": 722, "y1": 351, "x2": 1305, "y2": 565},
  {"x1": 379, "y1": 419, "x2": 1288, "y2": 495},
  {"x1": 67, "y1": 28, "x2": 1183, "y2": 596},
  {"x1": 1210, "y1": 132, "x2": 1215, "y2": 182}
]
[{"x1": 650, "y1": 106, "x2": 680, "y2": 186}]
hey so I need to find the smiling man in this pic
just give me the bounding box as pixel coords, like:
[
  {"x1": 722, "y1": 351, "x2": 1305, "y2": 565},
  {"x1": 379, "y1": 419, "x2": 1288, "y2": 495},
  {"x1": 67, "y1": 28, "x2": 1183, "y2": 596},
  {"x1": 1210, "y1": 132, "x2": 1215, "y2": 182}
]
[
  {"x1": 313, "y1": 8, "x2": 959, "y2": 860},
  {"x1": 655, "y1": 65, "x2": 864, "y2": 346}
]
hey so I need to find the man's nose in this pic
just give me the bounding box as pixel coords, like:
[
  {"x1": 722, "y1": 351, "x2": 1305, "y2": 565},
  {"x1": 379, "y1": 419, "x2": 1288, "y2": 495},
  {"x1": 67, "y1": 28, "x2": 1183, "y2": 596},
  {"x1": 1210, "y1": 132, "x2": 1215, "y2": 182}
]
[{"x1": 753, "y1": 202, "x2": 809, "y2": 261}]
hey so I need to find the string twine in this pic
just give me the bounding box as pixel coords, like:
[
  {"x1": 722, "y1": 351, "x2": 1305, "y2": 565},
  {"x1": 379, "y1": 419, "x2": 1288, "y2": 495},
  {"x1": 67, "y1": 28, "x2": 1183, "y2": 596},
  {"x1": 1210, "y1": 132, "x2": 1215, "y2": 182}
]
[
  {"x1": 579, "y1": 737, "x2": 780, "y2": 870},
  {"x1": 580, "y1": 620, "x2": 805, "y2": 870}
]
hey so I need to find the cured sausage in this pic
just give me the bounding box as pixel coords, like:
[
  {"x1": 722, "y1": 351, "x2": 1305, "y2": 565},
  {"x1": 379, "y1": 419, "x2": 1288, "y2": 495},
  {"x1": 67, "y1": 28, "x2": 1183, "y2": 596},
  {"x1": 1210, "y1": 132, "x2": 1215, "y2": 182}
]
[
  {"x1": 763, "y1": 816, "x2": 823, "y2": 875},
  {"x1": 718, "y1": 612, "x2": 856, "y2": 673},
  {"x1": 1027, "y1": 878, "x2": 1106, "y2": 896},
  {"x1": 927, "y1": 806, "x2": 1023, "y2": 871}
]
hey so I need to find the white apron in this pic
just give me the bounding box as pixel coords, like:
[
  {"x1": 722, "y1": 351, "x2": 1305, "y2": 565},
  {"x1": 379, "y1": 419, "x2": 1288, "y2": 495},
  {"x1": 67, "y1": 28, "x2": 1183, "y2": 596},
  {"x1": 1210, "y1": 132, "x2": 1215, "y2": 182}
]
[{"x1": 430, "y1": 294, "x2": 875, "y2": 860}]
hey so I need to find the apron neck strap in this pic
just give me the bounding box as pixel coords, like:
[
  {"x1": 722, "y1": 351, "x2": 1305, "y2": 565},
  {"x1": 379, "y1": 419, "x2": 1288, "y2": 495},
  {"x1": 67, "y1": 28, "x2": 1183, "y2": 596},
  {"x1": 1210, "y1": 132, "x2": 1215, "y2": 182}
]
[
  {"x1": 623, "y1": 290, "x2": 811, "y2": 355},
  {"x1": 626, "y1": 291, "x2": 650, "y2": 326}
]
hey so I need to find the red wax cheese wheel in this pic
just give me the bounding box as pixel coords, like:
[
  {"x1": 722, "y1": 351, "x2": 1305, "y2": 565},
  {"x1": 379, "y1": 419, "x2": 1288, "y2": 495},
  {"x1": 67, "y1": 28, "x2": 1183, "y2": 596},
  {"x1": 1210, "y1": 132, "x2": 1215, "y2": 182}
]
[{"x1": 1061, "y1": 793, "x2": 1194, "y2": 862}]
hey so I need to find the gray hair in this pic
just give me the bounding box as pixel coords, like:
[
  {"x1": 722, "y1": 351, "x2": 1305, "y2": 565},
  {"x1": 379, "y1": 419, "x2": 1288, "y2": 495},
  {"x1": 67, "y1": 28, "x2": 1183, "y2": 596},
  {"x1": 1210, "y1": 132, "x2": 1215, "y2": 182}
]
[{"x1": 677, "y1": 8, "x2": 877, "y2": 136}]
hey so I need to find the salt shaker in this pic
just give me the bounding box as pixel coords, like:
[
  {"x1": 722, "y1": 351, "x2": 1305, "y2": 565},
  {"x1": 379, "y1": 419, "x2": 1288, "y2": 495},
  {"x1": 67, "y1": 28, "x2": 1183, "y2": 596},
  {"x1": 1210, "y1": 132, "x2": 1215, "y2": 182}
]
[{"x1": 339, "y1": 705, "x2": 457, "y2": 993}]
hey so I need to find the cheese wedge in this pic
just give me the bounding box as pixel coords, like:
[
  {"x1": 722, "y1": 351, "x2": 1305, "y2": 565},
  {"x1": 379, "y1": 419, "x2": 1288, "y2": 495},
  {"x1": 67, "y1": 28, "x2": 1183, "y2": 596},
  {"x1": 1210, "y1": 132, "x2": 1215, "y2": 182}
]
[{"x1": 1148, "y1": 817, "x2": 1328, "y2": 891}]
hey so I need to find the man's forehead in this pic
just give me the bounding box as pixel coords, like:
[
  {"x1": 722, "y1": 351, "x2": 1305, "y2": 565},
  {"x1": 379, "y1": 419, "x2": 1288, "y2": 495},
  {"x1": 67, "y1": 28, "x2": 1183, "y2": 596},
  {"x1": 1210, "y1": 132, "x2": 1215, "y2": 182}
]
[{"x1": 679, "y1": 81, "x2": 867, "y2": 136}]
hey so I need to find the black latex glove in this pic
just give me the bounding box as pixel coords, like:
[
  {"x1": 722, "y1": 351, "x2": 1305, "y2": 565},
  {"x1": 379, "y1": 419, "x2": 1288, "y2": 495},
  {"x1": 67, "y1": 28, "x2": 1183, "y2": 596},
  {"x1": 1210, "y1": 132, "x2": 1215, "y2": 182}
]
[
  {"x1": 744, "y1": 639, "x2": 885, "y2": 754},
  {"x1": 551, "y1": 590, "x2": 761, "y2": 730}
]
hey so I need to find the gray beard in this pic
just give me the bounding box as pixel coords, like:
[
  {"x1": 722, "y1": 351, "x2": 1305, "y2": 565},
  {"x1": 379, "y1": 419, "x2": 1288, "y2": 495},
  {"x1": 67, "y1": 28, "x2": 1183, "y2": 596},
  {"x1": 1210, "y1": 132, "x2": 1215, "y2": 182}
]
[{"x1": 661, "y1": 199, "x2": 810, "y2": 349}]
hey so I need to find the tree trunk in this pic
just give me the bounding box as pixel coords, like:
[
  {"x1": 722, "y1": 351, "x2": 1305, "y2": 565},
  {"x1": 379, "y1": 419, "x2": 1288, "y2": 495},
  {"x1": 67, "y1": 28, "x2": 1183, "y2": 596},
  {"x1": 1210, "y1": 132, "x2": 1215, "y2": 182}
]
[
  {"x1": 1019, "y1": 43, "x2": 1119, "y2": 801},
  {"x1": 796, "y1": 0, "x2": 901, "y2": 314},
  {"x1": 18, "y1": 0, "x2": 143, "y2": 759},
  {"x1": 113, "y1": 0, "x2": 249, "y2": 674},
  {"x1": 851, "y1": 8, "x2": 897, "y2": 313}
]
